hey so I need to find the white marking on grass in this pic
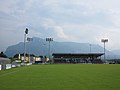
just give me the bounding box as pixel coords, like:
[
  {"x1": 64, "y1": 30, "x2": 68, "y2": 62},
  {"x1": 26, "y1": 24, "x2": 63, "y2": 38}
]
[{"x1": 0, "y1": 70, "x2": 20, "y2": 77}]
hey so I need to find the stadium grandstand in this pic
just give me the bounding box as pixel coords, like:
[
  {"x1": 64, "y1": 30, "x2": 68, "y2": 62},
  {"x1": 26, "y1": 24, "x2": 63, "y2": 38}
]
[{"x1": 52, "y1": 53, "x2": 104, "y2": 64}]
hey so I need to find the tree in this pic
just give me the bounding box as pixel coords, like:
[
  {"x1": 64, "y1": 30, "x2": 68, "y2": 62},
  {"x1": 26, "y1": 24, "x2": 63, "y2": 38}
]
[
  {"x1": 13, "y1": 54, "x2": 19, "y2": 58},
  {"x1": 0, "y1": 51, "x2": 7, "y2": 58}
]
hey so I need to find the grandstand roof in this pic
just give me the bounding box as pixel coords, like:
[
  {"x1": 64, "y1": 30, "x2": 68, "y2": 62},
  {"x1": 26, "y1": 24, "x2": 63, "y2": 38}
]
[{"x1": 52, "y1": 53, "x2": 104, "y2": 58}]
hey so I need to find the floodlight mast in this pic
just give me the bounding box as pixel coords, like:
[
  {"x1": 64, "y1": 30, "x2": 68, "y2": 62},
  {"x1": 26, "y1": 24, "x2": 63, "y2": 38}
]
[
  {"x1": 27, "y1": 37, "x2": 33, "y2": 63},
  {"x1": 101, "y1": 39, "x2": 108, "y2": 63},
  {"x1": 46, "y1": 38, "x2": 53, "y2": 63},
  {"x1": 24, "y1": 28, "x2": 28, "y2": 63}
]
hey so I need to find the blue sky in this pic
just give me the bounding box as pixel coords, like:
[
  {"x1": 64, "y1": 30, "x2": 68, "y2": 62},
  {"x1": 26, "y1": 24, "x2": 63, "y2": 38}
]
[{"x1": 0, "y1": 0, "x2": 120, "y2": 51}]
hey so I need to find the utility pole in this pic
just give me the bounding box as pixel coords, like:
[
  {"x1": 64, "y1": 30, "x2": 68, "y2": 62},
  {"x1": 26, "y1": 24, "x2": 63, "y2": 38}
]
[{"x1": 89, "y1": 44, "x2": 91, "y2": 53}]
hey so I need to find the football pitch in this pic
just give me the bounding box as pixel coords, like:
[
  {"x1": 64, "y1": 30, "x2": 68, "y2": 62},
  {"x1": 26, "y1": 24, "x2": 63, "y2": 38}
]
[{"x1": 0, "y1": 64, "x2": 120, "y2": 90}]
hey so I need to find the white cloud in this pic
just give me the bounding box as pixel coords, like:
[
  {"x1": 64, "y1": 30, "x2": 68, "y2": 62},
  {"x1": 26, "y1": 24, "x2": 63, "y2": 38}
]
[
  {"x1": 54, "y1": 26, "x2": 68, "y2": 39},
  {"x1": 28, "y1": 30, "x2": 42, "y2": 38},
  {"x1": 109, "y1": 14, "x2": 120, "y2": 27},
  {"x1": 61, "y1": 23, "x2": 120, "y2": 50},
  {"x1": 41, "y1": 18, "x2": 75, "y2": 41},
  {"x1": 0, "y1": 0, "x2": 19, "y2": 14},
  {"x1": 1, "y1": 0, "x2": 120, "y2": 51},
  {"x1": 42, "y1": 18, "x2": 56, "y2": 28}
]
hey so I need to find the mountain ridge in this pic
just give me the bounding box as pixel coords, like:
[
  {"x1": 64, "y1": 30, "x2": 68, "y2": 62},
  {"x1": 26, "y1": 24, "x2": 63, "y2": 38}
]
[{"x1": 5, "y1": 37, "x2": 113, "y2": 58}]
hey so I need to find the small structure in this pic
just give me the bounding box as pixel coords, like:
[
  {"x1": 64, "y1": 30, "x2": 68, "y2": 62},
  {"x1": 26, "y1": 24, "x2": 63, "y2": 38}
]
[
  {"x1": 0, "y1": 57, "x2": 11, "y2": 70},
  {"x1": 106, "y1": 59, "x2": 120, "y2": 64},
  {"x1": 52, "y1": 53, "x2": 104, "y2": 64}
]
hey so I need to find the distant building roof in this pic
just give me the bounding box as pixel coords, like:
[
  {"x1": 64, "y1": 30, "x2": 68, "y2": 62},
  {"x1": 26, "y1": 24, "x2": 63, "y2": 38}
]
[
  {"x1": 0, "y1": 57, "x2": 10, "y2": 61},
  {"x1": 0, "y1": 57, "x2": 11, "y2": 64}
]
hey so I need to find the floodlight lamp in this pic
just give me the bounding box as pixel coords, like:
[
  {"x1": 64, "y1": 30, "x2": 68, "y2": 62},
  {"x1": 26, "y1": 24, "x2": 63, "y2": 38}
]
[
  {"x1": 101, "y1": 39, "x2": 108, "y2": 43},
  {"x1": 25, "y1": 28, "x2": 28, "y2": 34}
]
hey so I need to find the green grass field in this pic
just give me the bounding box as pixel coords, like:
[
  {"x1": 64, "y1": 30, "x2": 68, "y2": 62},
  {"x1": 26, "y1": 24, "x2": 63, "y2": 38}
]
[{"x1": 0, "y1": 64, "x2": 120, "y2": 90}]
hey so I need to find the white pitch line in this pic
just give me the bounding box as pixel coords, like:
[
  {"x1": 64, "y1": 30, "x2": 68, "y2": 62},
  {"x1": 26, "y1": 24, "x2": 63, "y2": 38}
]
[{"x1": 0, "y1": 69, "x2": 20, "y2": 77}]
